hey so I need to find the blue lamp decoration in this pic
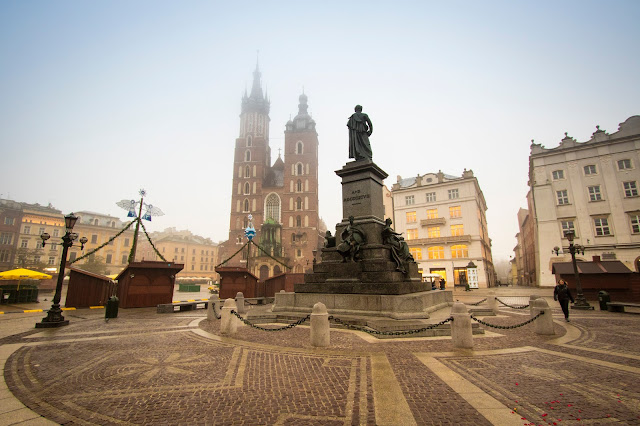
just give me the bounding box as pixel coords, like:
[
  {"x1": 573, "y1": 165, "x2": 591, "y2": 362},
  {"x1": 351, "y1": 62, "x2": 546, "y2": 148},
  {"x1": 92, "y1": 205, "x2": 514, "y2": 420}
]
[{"x1": 244, "y1": 214, "x2": 256, "y2": 241}]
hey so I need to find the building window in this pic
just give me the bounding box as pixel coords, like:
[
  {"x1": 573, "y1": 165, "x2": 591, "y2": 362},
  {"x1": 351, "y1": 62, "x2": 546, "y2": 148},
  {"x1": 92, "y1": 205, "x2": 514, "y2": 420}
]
[
  {"x1": 561, "y1": 220, "x2": 575, "y2": 236},
  {"x1": 556, "y1": 190, "x2": 569, "y2": 205},
  {"x1": 0, "y1": 233, "x2": 11, "y2": 245},
  {"x1": 296, "y1": 141, "x2": 303, "y2": 154},
  {"x1": 406, "y1": 229, "x2": 418, "y2": 240},
  {"x1": 296, "y1": 197, "x2": 302, "y2": 210},
  {"x1": 623, "y1": 181, "x2": 638, "y2": 197},
  {"x1": 296, "y1": 163, "x2": 303, "y2": 175},
  {"x1": 406, "y1": 211, "x2": 417, "y2": 223},
  {"x1": 451, "y1": 245, "x2": 468, "y2": 258},
  {"x1": 448, "y1": 189, "x2": 459, "y2": 199},
  {"x1": 426, "y1": 209, "x2": 438, "y2": 219},
  {"x1": 122, "y1": 255, "x2": 128, "y2": 264},
  {"x1": 296, "y1": 215, "x2": 302, "y2": 227},
  {"x1": 584, "y1": 164, "x2": 597, "y2": 175},
  {"x1": 631, "y1": 215, "x2": 640, "y2": 234},
  {"x1": 21, "y1": 239, "x2": 28, "y2": 248},
  {"x1": 265, "y1": 193, "x2": 281, "y2": 222},
  {"x1": 405, "y1": 195, "x2": 415, "y2": 206},
  {"x1": 427, "y1": 226, "x2": 440, "y2": 238},
  {"x1": 449, "y1": 206, "x2": 461, "y2": 218},
  {"x1": 410, "y1": 247, "x2": 422, "y2": 260},
  {"x1": 174, "y1": 247, "x2": 179, "y2": 253},
  {"x1": 91, "y1": 235, "x2": 98, "y2": 243},
  {"x1": 594, "y1": 217, "x2": 611, "y2": 236},
  {"x1": 23, "y1": 226, "x2": 30, "y2": 234},
  {"x1": 552, "y1": 170, "x2": 564, "y2": 180},
  {"x1": 245, "y1": 165, "x2": 251, "y2": 178},
  {"x1": 47, "y1": 256, "x2": 55, "y2": 265},
  {"x1": 69, "y1": 252, "x2": 77, "y2": 261},
  {"x1": 428, "y1": 246, "x2": 444, "y2": 259},
  {"x1": 425, "y1": 192, "x2": 436, "y2": 202},
  {"x1": 588, "y1": 185, "x2": 602, "y2": 201},
  {"x1": 244, "y1": 182, "x2": 250, "y2": 195},
  {"x1": 297, "y1": 179, "x2": 303, "y2": 192},
  {"x1": 0, "y1": 250, "x2": 10, "y2": 262},
  {"x1": 3, "y1": 217, "x2": 15, "y2": 225},
  {"x1": 451, "y1": 224, "x2": 464, "y2": 236},
  {"x1": 243, "y1": 199, "x2": 250, "y2": 212},
  {"x1": 53, "y1": 229, "x2": 59, "y2": 237},
  {"x1": 618, "y1": 159, "x2": 632, "y2": 170},
  {"x1": 106, "y1": 254, "x2": 112, "y2": 264},
  {"x1": 33, "y1": 255, "x2": 40, "y2": 264},
  {"x1": 245, "y1": 150, "x2": 251, "y2": 162}
]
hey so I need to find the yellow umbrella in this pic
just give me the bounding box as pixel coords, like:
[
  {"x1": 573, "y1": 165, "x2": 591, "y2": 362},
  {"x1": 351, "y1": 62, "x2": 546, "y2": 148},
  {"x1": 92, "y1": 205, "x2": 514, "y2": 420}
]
[{"x1": 0, "y1": 268, "x2": 52, "y2": 280}]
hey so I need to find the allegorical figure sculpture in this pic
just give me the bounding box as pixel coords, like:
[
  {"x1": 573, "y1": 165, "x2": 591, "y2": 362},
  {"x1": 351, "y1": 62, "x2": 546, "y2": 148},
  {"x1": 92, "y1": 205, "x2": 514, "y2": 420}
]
[
  {"x1": 382, "y1": 218, "x2": 414, "y2": 274},
  {"x1": 347, "y1": 105, "x2": 373, "y2": 161},
  {"x1": 324, "y1": 230, "x2": 336, "y2": 248},
  {"x1": 337, "y1": 216, "x2": 366, "y2": 262}
]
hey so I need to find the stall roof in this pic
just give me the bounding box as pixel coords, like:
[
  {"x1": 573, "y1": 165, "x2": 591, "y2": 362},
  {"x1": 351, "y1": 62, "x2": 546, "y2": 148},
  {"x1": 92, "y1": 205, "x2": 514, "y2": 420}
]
[{"x1": 552, "y1": 260, "x2": 632, "y2": 275}]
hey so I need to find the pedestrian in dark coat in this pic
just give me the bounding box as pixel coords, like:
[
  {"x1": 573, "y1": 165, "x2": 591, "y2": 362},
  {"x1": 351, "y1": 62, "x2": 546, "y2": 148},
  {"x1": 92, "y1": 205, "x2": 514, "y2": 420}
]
[{"x1": 554, "y1": 279, "x2": 575, "y2": 322}]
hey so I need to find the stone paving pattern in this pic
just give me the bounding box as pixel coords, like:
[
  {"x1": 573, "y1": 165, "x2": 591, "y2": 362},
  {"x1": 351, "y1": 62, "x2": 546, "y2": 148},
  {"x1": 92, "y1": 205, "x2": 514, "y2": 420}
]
[{"x1": 1, "y1": 289, "x2": 640, "y2": 425}]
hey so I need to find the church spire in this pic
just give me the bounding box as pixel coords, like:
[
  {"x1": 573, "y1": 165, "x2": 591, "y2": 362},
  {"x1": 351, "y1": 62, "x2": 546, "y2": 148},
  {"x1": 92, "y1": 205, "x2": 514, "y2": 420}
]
[{"x1": 249, "y1": 59, "x2": 263, "y2": 100}]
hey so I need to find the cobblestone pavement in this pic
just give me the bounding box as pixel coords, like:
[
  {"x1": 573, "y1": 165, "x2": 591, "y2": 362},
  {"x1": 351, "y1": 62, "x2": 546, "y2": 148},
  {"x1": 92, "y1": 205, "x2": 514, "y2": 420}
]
[{"x1": 1, "y1": 290, "x2": 640, "y2": 425}]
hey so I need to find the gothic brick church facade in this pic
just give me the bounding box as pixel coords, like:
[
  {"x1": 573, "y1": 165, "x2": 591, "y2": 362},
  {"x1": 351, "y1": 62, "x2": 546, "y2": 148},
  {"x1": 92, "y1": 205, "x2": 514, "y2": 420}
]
[{"x1": 219, "y1": 64, "x2": 324, "y2": 279}]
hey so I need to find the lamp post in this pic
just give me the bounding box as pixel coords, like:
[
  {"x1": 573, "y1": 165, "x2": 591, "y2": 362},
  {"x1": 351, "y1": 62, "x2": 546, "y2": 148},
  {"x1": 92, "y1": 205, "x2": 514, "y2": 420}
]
[
  {"x1": 36, "y1": 213, "x2": 88, "y2": 328},
  {"x1": 553, "y1": 230, "x2": 593, "y2": 310}
]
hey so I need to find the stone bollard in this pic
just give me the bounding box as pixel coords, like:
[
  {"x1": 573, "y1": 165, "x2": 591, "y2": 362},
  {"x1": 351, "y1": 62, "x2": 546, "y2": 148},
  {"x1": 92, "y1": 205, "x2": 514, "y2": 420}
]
[
  {"x1": 529, "y1": 295, "x2": 542, "y2": 316},
  {"x1": 310, "y1": 302, "x2": 330, "y2": 347},
  {"x1": 450, "y1": 301, "x2": 474, "y2": 349},
  {"x1": 207, "y1": 294, "x2": 220, "y2": 320},
  {"x1": 487, "y1": 291, "x2": 498, "y2": 315},
  {"x1": 532, "y1": 298, "x2": 555, "y2": 335},
  {"x1": 235, "y1": 292, "x2": 246, "y2": 315},
  {"x1": 220, "y1": 298, "x2": 238, "y2": 335}
]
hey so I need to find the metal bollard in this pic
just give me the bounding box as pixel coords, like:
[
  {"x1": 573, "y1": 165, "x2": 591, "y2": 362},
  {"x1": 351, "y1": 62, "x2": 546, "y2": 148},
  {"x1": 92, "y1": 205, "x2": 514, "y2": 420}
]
[
  {"x1": 310, "y1": 302, "x2": 330, "y2": 347},
  {"x1": 235, "y1": 292, "x2": 246, "y2": 314},
  {"x1": 532, "y1": 298, "x2": 555, "y2": 335},
  {"x1": 220, "y1": 298, "x2": 238, "y2": 335},
  {"x1": 207, "y1": 294, "x2": 220, "y2": 320},
  {"x1": 450, "y1": 301, "x2": 474, "y2": 349}
]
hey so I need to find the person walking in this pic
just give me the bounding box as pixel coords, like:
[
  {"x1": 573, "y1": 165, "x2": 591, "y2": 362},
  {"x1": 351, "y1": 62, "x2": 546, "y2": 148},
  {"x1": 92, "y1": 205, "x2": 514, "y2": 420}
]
[{"x1": 554, "y1": 279, "x2": 575, "y2": 322}]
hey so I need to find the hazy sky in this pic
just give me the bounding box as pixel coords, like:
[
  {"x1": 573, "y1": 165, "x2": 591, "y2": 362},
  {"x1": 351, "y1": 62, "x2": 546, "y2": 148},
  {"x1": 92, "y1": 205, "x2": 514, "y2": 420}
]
[{"x1": 1, "y1": 1, "x2": 639, "y2": 261}]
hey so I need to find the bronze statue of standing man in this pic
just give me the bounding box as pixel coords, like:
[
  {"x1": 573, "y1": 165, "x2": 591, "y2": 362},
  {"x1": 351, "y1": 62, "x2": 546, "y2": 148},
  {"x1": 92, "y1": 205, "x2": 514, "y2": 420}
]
[{"x1": 347, "y1": 105, "x2": 373, "y2": 161}]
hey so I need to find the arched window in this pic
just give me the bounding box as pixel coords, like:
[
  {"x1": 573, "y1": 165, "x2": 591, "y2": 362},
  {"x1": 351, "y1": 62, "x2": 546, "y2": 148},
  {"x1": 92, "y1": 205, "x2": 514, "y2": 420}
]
[
  {"x1": 291, "y1": 234, "x2": 296, "y2": 242},
  {"x1": 244, "y1": 182, "x2": 250, "y2": 195},
  {"x1": 296, "y1": 163, "x2": 303, "y2": 175},
  {"x1": 243, "y1": 217, "x2": 249, "y2": 228},
  {"x1": 296, "y1": 141, "x2": 303, "y2": 154},
  {"x1": 243, "y1": 199, "x2": 250, "y2": 212},
  {"x1": 245, "y1": 166, "x2": 250, "y2": 178},
  {"x1": 451, "y1": 245, "x2": 469, "y2": 258},
  {"x1": 274, "y1": 265, "x2": 281, "y2": 275},
  {"x1": 296, "y1": 197, "x2": 302, "y2": 210},
  {"x1": 296, "y1": 215, "x2": 302, "y2": 227},
  {"x1": 246, "y1": 135, "x2": 252, "y2": 147},
  {"x1": 265, "y1": 193, "x2": 281, "y2": 223},
  {"x1": 296, "y1": 179, "x2": 302, "y2": 192},
  {"x1": 259, "y1": 265, "x2": 269, "y2": 280},
  {"x1": 245, "y1": 150, "x2": 251, "y2": 162},
  {"x1": 428, "y1": 246, "x2": 445, "y2": 259}
]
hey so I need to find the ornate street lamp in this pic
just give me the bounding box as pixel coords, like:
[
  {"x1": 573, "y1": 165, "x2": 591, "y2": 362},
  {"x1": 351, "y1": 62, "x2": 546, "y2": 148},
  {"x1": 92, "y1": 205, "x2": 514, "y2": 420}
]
[
  {"x1": 36, "y1": 213, "x2": 88, "y2": 328},
  {"x1": 555, "y1": 230, "x2": 593, "y2": 310}
]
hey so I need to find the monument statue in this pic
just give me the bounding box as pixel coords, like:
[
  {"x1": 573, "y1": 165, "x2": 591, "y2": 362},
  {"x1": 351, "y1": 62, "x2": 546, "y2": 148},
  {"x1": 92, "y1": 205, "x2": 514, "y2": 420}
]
[
  {"x1": 381, "y1": 218, "x2": 414, "y2": 274},
  {"x1": 323, "y1": 230, "x2": 336, "y2": 248},
  {"x1": 337, "y1": 216, "x2": 366, "y2": 262},
  {"x1": 347, "y1": 105, "x2": 373, "y2": 161}
]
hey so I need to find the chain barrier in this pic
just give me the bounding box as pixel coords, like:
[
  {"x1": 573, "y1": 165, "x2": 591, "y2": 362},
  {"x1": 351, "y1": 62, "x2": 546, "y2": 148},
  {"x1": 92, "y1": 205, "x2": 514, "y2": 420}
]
[
  {"x1": 470, "y1": 311, "x2": 544, "y2": 329},
  {"x1": 70, "y1": 220, "x2": 136, "y2": 265},
  {"x1": 328, "y1": 316, "x2": 454, "y2": 336},
  {"x1": 460, "y1": 298, "x2": 487, "y2": 306},
  {"x1": 211, "y1": 301, "x2": 221, "y2": 319},
  {"x1": 230, "y1": 310, "x2": 310, "y2": 331},
  {"x1": 496, "y1": 298, "x2": 530, "y2": 309},
  {"x1": 215, "y1": 241, "x2": 249, "y2": 268}
]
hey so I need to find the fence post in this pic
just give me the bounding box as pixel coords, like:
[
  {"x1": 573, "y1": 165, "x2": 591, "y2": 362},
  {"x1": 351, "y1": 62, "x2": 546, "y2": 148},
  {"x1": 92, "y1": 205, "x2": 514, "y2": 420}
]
[
  {"x1": 487, "y1": 291, "x2": 498, "y2": 315},
  {"x1": 532, "y1": 298, "x2": 555, "y2": 335},
  {"x1": 207, "y1": 294, "x2": 220, "y2": 321},
  {"x1": 310, "y1": 302, "x2": 330, "y2": 347},
  {"x1": 529, "y1": 295, "x2": 542, "y2": 316},
  {"x1": 235, "y1": 292, "x2": 246, "y2": 314},
  {"x1": 451, "y1": 301, "x2": 474, "y2": 349},
  {"x1": 221, "y1": 298, "x2": 238, "y2": 335}
]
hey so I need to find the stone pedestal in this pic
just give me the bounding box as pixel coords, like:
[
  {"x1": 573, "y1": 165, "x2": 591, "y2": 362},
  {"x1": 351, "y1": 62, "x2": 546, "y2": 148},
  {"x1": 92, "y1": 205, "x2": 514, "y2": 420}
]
[{"x1": 279, "y1": 160, "x2": 443, "y2": 320}]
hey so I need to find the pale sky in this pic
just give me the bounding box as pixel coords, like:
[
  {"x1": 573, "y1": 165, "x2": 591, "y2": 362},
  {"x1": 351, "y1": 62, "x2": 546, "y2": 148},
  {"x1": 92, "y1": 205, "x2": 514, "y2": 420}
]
[{"x1": 1, "y1": 0, "x2": 639, "y2": 262}]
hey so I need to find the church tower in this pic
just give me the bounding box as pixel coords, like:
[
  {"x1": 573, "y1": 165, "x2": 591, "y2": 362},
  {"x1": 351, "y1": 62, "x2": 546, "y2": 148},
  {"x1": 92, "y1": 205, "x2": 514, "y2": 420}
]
[
  {"x1": 282, "y1": 93, "x2": 320, "y2": 273},
  {"x1": 227, "y1": 62, "x2": 271, "y2": 251}
]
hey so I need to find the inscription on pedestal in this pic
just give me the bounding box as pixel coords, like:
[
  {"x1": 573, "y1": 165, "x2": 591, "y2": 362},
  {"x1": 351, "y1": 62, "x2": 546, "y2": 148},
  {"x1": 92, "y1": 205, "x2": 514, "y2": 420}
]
[{"x1": 344, "y1": 189, "x2": 371, "y2": 206}]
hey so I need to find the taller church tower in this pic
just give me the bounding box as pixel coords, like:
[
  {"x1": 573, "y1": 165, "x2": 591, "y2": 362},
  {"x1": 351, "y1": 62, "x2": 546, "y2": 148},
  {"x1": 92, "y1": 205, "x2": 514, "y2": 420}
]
[{"x1": 221, "y1": 65, "x2": 323, "y2": 279}]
